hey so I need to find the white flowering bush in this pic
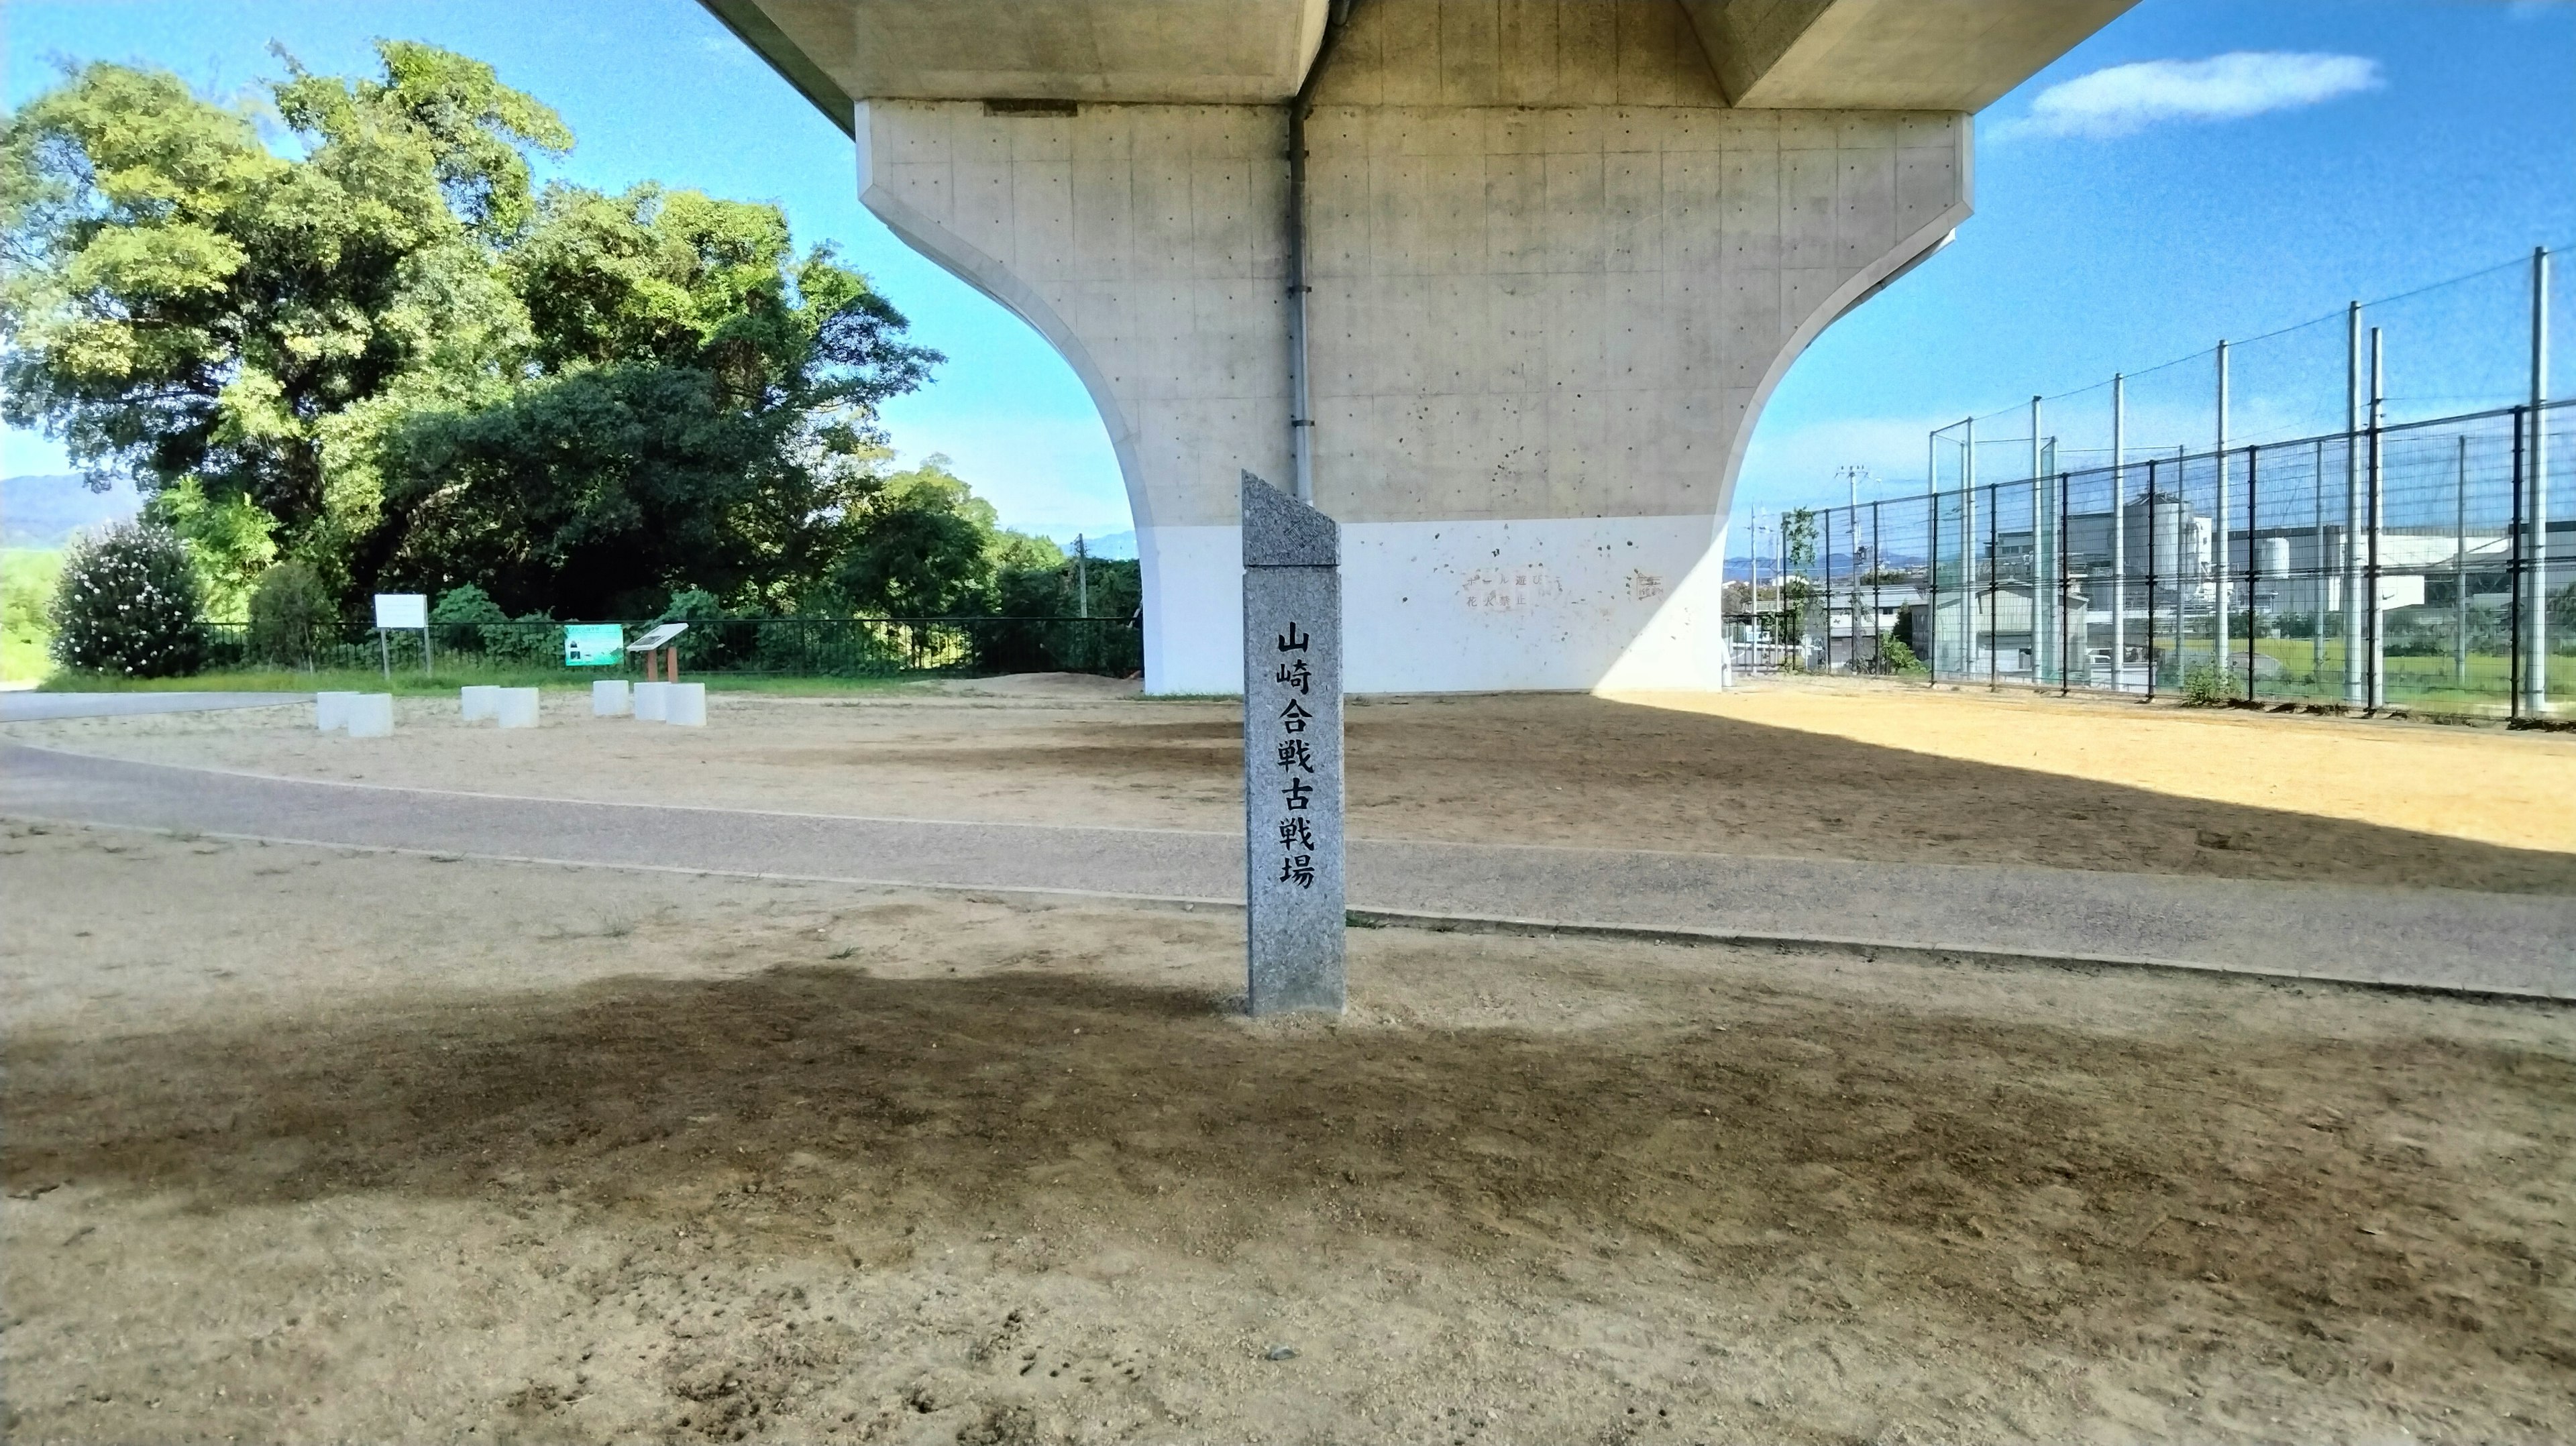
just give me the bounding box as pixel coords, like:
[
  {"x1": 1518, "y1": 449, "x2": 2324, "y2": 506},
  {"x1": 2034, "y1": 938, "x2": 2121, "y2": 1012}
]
[{"x1": 48, "y1": 520, "x2": 207, "y2": 677}]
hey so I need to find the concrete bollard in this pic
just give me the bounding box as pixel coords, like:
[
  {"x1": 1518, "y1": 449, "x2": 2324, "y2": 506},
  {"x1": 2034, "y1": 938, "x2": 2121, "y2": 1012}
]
[
  {"x1": 460, "y1": 685, "x2": 502, "y2": 722},
  {"x1": 665, "y1": 682, "x2": 706, "y2": 727},
  {"x1": 315, "y1": 691, "x2": 360, "y2": 732},
  {"x1": 592, "y1": 679, "x2": 631, "y2": 716},
  {"x1": 345, "y1": 693, "x2": 394, "y2": 738},
  {"x1": 495, "y1": 687, "x2": 541, "y2": 729},
  {"x1": 633, "y1": 681, "x2": 669, "y2": 722}
]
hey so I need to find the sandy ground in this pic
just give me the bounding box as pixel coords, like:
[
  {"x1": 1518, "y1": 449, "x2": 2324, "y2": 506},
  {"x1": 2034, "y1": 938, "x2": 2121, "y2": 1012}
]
[
  {"x1": 5, "y1": 822, "x2": 2575, "y2": 1444},
  {"x1": 9, "y1": 675, "x2": 2575, "y2": 893}
]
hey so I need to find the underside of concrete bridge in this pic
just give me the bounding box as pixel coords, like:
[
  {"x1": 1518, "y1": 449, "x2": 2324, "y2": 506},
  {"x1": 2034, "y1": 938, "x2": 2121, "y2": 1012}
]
[{"x1": 702, "y1": 0, "x2": 2133, "y2": 693}]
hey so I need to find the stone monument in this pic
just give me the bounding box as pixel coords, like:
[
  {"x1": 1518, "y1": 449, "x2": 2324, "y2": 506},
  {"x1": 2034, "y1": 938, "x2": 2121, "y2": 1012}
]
[{"x1": 1240, "y1": 471, "x2": 1344, "y2": 1015}]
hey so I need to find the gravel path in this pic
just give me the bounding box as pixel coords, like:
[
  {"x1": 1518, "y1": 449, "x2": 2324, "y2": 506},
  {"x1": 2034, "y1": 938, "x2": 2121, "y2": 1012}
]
[
  {"x1": 1, "y1": 691, "x2": 307, "y2": 722},
  {"x1": 6, "y1": 740, "x2": 2569, "y2": 999}
]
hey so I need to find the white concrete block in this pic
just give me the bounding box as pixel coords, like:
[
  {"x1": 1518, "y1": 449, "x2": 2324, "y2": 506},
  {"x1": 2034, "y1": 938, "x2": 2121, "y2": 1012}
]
[
  {"x1": 315, "y1": 691, "x2": 360, "y2": 732},
  {"x1": 495, "y1": 687, "x2": 540, "y2": 729},
  {"x1": 592, "y1": 679, "x2": 632, "y2": 716},
  {"x1": 460, "y1": 685, "x2": 501, "y2": 722},
  {"x1": 664, "y1": 682, "x2": 706, "y2": 727},
  {"x1": 633, "y1": 681, "x2": 669, "y2": 722},
  {"x1": 345, "y1": 693, "x2": 394, "y2": 738}
]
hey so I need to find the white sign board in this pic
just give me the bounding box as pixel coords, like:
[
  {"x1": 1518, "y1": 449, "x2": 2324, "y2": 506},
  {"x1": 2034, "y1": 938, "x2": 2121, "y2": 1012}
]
[
  {"x1": 627, "y1": 621, "x2": 689, "y2": 652},
  {"x1": 374, "y1": 593, "x2": 429, "y2": 630}
]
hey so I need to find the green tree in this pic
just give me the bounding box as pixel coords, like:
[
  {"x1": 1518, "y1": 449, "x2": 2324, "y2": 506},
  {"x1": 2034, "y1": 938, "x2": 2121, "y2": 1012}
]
[
  {"x1": 48, "y1": 519, "x2": 204, "y2": 675},
  {"x1": 144, "y1": 475, "x2": 278, "y2": 622},
  {"x1": 830, "y1": 456, "x2": 1004, "y2": 618},
  {"x1": 246, "y1": 558, "x2": 339, "y2": 665},
  {"x1": 2, "y1": 45, "x2": 566, "y2": 578},
  {"x1": 428, "y1": 581, "x2": 509, "y2": 652},
  {"x1": 5, "y1": 46, "x2": 938, "y2": 622},
  {"x1": 379, "y1": 184, "x2": 938, "y2": 617}
]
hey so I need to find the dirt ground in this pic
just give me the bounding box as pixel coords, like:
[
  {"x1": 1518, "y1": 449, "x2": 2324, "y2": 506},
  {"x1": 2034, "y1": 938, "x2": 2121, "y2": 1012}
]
[
  {"x1": 5, "y1": 822, "x2": 2575, "y2": 1444},
  {"x1": 10, "y1": 675, "x2": 2575, "y2": 893}
]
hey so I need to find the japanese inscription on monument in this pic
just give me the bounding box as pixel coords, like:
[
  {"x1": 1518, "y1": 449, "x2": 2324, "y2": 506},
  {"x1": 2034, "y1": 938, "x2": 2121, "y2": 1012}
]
[{"x1": 1240, "y1": 471, "x2": 1344, "y2": 1014}]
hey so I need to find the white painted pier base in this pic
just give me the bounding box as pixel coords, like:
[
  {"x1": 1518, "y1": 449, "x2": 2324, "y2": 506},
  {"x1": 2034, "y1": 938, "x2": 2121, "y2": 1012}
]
[{"x1": 1144, "y1": 515, "x2": 1729, "y2": 693}]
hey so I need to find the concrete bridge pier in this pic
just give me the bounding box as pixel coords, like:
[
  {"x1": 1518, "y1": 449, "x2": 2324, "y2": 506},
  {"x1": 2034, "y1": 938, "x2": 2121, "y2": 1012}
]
[{"x1": 709, "y1": 0, "x2": 2131, "y2": 693}]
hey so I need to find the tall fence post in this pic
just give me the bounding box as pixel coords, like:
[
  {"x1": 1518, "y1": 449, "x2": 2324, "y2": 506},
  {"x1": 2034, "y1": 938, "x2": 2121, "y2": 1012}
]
[
  {"x1": 1962, "y1": 418, "x2": 1978, "y2": 677},
  {"x1": 2111, "y1": 374, "x2": 2128, "y2": 691},
  {"x1": 1870, "y1": 500, "x2": 1885, "y2": 668},
  {"x1": 2215, "y1": 340, "x2": 2231, "y2": 676},
  {"x1": 2030, "y1": 396, "x2": 2047, "y2": 684},
  {"x1": 2174, "y1": 445, "x2": 2188, "y2": 675},
  {"x1": 1986, "y1": 480, "x2": 1999, "y2": 688},
  {"x1": 2245, "y1": 444, "x2": 2261, "y2": 702},
  {"x1": 2344, "y1": 301, "x2": 2367, "y2": 705},
  {"x1": 2312, "y1": 438, "x2": 2328, "y2": 685},
  {"x1": 2145, "y1": 457, "x2": 2160, "y2": 702},
  {"x1": 2512, "y1": 406, "x2": 2527, "y2": 720},
  {"x1": 1823, "y1": 505, "x2": 1837, "y2": 669},
  {"x1": 2526, "y1": 247, "x2": 2552, "y2": 715},
  {"x1": 2455, "y1": 436, "x2": 2470, "y2": 691},
  {"x1": 2367, "y1": 327, "x2": 2385, "y2": 710},
  {"x1": 1927, "y1": 479, "x2": 1939, "y2": 687},
  {"x1": 2058, "y1": 470, "x2": 2073, "y2": 696}
]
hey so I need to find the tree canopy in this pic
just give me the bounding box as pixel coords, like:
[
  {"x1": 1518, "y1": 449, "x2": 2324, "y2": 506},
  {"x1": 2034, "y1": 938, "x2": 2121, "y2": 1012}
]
[{"x1": 2, "y1": 42, "x2": 951, "y2": 619}]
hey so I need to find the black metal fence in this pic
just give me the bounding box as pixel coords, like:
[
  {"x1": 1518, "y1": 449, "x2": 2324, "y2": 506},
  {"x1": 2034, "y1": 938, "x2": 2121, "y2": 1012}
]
[
  {"x1": 1749, "y1": 398, "x2": 2573, "y2": 718},
  {"x1": 199, "y1": 614, "x2": 1142, "y2": 679}
]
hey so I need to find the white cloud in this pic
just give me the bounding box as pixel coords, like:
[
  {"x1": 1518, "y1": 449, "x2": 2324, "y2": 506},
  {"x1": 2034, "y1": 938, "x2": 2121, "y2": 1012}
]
[{"x1": 2002, "y1": 52, "x2": 2382, "y2": 141}]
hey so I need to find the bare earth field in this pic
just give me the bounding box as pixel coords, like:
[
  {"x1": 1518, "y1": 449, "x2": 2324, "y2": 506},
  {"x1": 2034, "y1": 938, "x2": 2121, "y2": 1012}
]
[
  {"x1": 5, "y1": 820, "x2": 2573, "y2": 1444},
  {"x1": 7, "y1": 675, "x2": 2576, "y2": 893}
]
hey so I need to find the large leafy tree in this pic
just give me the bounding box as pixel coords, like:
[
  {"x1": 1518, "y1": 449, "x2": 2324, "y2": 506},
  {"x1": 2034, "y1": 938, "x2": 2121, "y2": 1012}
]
[
  {"x1": 382, "y1": 184, "x2": 936, "y2": 617},
  {"x1": 1, "y1": 45, "x2": 564, "y2": 577},
  {"x1": 3, "y1": 44, "x2": 939, "y2": 618}
]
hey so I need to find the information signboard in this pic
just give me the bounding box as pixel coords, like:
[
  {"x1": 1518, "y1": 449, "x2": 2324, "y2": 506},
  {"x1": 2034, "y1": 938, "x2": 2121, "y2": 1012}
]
[
  {"x1": 627, "y1": 622, "x2": 689, "y2": 653},
  {"x1": 564, "y1": 624, "x2": 625, "y2": 667},
  {"x1": 373, "y1": 594, "x2": 428, "y2": 630}
]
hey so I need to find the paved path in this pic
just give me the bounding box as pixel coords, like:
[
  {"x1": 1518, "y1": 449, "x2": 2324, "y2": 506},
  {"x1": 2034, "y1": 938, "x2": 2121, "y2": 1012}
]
[
  {"x1": 1, "y1": 692, "x2": 305, "y2": 722},
  {"x1": 5, "y1": 742, "x2": 2571, "y2": 1000}
]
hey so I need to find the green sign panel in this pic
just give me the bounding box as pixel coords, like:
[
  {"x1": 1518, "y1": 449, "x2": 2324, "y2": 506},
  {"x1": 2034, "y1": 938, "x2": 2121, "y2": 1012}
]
[{"x1": 564, "y1": 624, "x2": 625, "y2": 667}]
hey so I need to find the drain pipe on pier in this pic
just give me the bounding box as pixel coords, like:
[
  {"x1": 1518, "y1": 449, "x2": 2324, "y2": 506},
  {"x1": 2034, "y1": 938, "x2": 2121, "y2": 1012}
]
[{"x1": 1286, "y1": 0, "x2": 1356, "y2": 505}]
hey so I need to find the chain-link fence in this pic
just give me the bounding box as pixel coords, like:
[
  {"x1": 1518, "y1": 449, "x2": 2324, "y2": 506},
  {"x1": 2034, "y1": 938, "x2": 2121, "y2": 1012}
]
[
  {"x1": 1748, "y1": 398, "x2": 2571, "y2": 716},
  {"x1": 199, "y1": 615, "x2": 1144, "y2": 680}
]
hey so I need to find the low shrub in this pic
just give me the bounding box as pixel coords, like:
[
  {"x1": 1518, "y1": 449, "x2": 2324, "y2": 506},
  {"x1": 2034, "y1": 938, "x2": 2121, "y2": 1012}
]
[
  {"x1": 247, "y1": 559, "x2": 341, "y2": 665},
  {"x1": 2180, "y1": 659, "x2": 2231, "y2": 706}
]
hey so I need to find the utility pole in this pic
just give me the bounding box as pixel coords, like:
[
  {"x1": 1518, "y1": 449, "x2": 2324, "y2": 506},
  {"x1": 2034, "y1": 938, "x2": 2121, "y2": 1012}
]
[{"x1": 1075, "y1": 533, "x2": 1090, "y2": 618}]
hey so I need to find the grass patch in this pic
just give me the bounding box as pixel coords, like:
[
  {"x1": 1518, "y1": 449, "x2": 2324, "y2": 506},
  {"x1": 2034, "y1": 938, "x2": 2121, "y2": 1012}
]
[
  {"x1": 35, "y1": 666, "x2": 943, "y2": 698},
  {"x1": 3, "y1": 547, "x2": 64, "y2": 685}
]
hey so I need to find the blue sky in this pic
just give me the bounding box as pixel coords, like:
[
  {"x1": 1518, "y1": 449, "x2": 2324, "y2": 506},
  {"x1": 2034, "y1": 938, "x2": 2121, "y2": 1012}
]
[{"x1": 6, "y1": 0, "x2": 2572, "y2": 539}]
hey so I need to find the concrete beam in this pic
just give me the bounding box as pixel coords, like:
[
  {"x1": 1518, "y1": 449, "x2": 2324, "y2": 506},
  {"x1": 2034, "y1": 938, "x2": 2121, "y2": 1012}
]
[
  {"x1": 712, "y1": 0, "x2": 1328, "y2": 107},
  {"x1": 706, "y1": 0, "x2": 2136, "y2": 117},
  {"x1": 1678, "y1": 0, "x2": 2136, "y2": 111}
]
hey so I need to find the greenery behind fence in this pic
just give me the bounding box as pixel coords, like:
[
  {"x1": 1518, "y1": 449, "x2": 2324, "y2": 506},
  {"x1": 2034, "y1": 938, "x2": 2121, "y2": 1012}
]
[{"x1": 195, "y1": 615, "x2": 1141, "y2": 679}]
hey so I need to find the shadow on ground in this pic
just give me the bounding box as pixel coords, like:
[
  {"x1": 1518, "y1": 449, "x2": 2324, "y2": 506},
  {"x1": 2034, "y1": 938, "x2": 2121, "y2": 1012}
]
[{"x1": 11, "y1": 960, "x2": 2572, "y2": 1367}]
